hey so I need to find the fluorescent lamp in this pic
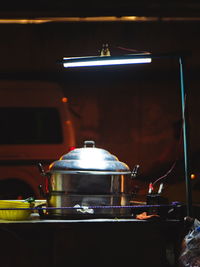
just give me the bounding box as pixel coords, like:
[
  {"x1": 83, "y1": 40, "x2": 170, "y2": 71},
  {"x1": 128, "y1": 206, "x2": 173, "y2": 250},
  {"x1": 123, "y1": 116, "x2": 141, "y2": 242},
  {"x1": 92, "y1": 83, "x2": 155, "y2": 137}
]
[{"x1": 63, "y1": 54, "x2": 152, "y2": 68}]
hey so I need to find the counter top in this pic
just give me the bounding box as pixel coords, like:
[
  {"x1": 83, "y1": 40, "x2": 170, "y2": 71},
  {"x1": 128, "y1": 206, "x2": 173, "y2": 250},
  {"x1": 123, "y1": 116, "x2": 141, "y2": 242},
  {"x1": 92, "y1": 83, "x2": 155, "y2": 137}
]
[{"x1": 0, "y1": 212, "x2": 182, "y2": 224}]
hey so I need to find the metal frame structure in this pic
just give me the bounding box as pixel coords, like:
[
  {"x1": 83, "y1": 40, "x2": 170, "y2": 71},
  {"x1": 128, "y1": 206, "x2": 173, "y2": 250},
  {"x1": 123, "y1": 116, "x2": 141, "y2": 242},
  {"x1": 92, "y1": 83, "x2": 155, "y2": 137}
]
[{"x1": 62, "y1": 52, "x2": 193, "y2": 217}]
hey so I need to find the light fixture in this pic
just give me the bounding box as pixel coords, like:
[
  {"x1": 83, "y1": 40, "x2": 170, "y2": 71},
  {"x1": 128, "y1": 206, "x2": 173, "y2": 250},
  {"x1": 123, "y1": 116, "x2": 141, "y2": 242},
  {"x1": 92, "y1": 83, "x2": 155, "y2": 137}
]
[
  {"x1": 63, "y1": 55, "x2": 152, "y2": 68},
  {"x1": 62, "y1": 44, "x2": 152, "y2": 68}
]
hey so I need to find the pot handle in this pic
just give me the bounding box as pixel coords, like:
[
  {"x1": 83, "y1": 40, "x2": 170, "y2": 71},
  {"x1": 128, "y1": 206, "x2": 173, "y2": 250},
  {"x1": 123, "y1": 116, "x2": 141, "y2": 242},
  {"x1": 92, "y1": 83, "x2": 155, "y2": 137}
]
[
  {"x1": 131, "y1": 164, "x2": 140, "y2": 178},
  {"x1": 38, "y1": 162, "x2": 49, "y2": 177},
  {"x1": 38, "y1": 162, "x2": 51, "y2": 198},
  {"x1": 84, "y1": 140, "x2": 95, "y2": 147}
]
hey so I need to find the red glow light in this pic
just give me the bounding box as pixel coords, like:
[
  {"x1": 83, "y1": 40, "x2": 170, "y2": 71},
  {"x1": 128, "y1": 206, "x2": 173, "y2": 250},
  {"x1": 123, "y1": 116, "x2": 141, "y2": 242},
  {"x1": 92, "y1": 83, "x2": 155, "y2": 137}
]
[
  {"x1": 69, "y1": 146, "x2": 76, "y2": 151},
  {"x1": 62, "y1": 97, "x2": 68, "y2": 103}
]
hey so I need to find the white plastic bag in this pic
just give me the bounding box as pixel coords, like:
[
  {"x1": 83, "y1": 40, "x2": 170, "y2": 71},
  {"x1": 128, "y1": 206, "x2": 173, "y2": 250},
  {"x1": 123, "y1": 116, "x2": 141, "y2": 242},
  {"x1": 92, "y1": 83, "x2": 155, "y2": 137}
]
[{"x1": 180, "y1": 219, "x2": 200, "y2": 267}]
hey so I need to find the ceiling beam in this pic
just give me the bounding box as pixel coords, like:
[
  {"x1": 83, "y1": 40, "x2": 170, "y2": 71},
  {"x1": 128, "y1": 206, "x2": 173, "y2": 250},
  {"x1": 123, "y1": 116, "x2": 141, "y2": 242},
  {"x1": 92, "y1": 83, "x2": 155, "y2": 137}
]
[{"x1": 0, "y1": 1, "x2": 200, "y2": 19}]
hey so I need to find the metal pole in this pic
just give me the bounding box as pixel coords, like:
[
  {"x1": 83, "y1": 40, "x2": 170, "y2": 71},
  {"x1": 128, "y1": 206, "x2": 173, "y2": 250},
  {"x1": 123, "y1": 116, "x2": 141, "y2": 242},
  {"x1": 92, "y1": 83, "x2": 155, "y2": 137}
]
[{"x1": 179, "y1": 56, "x2": 193, "y2": 217}]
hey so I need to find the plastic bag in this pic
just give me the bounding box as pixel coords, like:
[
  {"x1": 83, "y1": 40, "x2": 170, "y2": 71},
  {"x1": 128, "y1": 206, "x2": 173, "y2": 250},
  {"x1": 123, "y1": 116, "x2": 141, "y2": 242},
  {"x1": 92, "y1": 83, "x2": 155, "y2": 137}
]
[{"x1": 180, "y1": 219, "x2": 200, "y2": 266}]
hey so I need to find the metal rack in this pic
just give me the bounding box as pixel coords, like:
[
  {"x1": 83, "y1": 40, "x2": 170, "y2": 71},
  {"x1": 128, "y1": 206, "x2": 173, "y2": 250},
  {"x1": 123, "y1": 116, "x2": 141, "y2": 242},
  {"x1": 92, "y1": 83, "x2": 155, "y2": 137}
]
[{"x1": 62, "y1": 51, "x2": 193, "y2": 217}]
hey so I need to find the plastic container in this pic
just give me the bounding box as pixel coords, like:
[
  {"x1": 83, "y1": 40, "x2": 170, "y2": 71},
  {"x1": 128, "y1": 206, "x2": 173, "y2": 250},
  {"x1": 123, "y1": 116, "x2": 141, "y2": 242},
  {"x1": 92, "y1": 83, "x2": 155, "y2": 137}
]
[{"x1": 0, "y1": 200, "x2": 34, "y2": 220}]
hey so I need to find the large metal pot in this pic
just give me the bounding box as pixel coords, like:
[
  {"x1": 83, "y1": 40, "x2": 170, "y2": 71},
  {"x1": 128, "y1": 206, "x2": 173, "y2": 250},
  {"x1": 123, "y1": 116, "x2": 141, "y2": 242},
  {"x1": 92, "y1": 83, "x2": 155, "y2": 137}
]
[{"x1": 39, "y1": 140, "x2": 138, "y2": 218}]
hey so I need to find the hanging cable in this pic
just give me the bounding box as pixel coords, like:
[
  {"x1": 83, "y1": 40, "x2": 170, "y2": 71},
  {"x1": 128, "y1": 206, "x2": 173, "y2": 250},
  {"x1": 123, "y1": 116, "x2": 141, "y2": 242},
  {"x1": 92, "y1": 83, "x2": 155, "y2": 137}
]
[
  {"x1": 152, "y1": 93, "x2": 187, "y2": 186},
  {"x1": 116, "y1": 46, "x2": 151, "y2": 54}
]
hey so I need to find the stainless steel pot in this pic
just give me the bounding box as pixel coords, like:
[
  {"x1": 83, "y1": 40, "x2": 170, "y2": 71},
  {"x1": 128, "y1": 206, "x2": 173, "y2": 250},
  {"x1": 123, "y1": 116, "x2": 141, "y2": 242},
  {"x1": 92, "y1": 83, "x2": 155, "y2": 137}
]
[{"x1": 39, "y1": 140, "x2": 139, "y2": 218}]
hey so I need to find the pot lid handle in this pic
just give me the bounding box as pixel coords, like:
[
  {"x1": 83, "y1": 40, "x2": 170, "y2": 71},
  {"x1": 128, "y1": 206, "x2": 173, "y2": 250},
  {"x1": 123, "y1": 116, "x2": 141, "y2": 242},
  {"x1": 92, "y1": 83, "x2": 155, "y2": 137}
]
[{"x1": 84, "y1": 140, "x2": 95, "y2": 148}]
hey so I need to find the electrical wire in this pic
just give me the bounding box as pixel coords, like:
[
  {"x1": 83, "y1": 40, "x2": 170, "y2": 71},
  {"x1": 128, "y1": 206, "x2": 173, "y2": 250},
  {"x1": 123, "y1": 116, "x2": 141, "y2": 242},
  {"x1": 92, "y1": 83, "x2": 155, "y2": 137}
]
[
  {"x1": 116, "y1": 46, "x2": 151, "y2": 54},
  {"x1": 152, "y1": 94, "x2": 187, "y2": 186}
]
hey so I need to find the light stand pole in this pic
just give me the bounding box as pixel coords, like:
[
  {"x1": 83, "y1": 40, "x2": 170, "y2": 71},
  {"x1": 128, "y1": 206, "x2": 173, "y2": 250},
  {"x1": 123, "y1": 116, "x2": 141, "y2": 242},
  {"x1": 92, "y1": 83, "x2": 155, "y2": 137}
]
[{"x1": 179, "y1": 55, "x2": 193, "y2": 217}]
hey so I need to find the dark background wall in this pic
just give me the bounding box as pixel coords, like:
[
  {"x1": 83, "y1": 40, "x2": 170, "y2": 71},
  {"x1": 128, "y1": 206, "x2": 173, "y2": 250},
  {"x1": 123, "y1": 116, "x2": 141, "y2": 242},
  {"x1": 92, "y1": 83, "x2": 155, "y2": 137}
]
[{"x1": 1, "y1": 20, "x2": 200, "y2": 202}]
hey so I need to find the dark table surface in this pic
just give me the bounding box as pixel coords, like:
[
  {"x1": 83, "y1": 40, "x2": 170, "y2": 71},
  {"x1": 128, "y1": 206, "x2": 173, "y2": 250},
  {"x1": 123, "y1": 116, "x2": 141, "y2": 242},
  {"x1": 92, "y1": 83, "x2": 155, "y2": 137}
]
[{"x1": 0, "y1": 214, "x2": 185, "y2": 267}]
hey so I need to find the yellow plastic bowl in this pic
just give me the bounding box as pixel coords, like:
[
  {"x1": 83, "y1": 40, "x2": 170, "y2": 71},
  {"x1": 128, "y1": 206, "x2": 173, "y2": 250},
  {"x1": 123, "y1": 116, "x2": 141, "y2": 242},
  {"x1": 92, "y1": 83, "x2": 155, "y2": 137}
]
[{"x1": 0, "y1": 200, "x2": 34, "y2": 221}]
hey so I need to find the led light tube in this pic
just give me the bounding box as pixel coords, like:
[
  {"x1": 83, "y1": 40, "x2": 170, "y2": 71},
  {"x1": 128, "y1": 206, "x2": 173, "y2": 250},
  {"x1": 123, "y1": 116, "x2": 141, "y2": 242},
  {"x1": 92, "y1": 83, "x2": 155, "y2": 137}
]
[{"x1": 63, "y1": 55, "x2": 152, "y2": 68}]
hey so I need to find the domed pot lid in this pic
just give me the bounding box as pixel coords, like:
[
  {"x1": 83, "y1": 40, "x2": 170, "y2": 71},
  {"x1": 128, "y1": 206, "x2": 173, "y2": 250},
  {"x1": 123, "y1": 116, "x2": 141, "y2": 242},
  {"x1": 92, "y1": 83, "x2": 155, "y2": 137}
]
[{"x1": 49, "y1": 140, "x2": 131, "y2": 175}]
